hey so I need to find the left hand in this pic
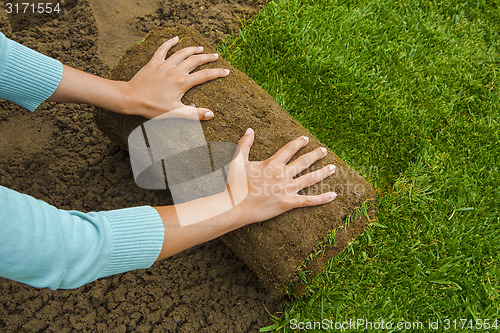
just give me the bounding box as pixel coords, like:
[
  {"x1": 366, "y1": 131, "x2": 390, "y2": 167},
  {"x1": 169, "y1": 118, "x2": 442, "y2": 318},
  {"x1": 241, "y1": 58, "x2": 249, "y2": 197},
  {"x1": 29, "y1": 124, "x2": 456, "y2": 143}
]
[
  {"x1": 123, "y1": 36, "x2": 229, "y2": 119},
  {"x1": 225, "y1": 128, "x2": 337, "y2": 226}
]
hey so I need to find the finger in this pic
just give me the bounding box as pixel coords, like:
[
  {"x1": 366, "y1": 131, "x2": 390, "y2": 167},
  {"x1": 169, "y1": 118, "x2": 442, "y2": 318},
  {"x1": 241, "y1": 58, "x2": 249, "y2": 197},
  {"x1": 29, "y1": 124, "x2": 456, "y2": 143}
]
[
  {"x1": 151, "y1": 37, "x2": 179, "y2": 63},
  {"x1": 166, "y1": 46, "x2": 205, "y2": 65},
  {"x1": 236, "y1": 128, "x2": 255, "y2": 161},
  {"x1": 158, "y1": 107, "x2": 214, "y2": 120},
  {"x1": 181, "y1": 53, "x2": 220, "y2": 73},
  {"x1": 292, "y1": 164, "x2": 336, "y2": 190},
  {"x1": 286, "y1": 147, "x2": 328, "y2": 177},
  {"x1": 196, "y1": 108, "x2": 214, "y2": 120},
  {"x1": 294, "y1": 192, "x2": 337, "y2": 208},
  {"x1": 154, "y1": 104, "x2": 201, "y2": 120},
  {"x1": 270, "y1": 136, "x2": 309, "y2": 165},
  {"x1": 184, "y1": 68, "x2": 230, "y2": 89}
]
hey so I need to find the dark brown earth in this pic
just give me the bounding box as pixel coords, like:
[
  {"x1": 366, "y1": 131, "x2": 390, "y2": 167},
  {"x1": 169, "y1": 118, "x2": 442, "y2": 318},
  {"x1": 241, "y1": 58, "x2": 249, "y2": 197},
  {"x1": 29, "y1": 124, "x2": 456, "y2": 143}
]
[
  {"x1": 0, "y1": 0, "x2": 285, "y2": 332},
  {"x1": 95, "y1": 26, "x2": 377, "y2": 296}
]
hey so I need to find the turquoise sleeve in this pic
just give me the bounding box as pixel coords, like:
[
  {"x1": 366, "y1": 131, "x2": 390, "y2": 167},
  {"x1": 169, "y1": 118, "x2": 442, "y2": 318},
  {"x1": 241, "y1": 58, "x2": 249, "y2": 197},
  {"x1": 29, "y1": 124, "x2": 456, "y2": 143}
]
[
  {"x1": 0, "y1": 32, "x2": 63, "y2": 111},
  {"x1": 0, "y1": 186, "x2": 165, "y2": 290}
]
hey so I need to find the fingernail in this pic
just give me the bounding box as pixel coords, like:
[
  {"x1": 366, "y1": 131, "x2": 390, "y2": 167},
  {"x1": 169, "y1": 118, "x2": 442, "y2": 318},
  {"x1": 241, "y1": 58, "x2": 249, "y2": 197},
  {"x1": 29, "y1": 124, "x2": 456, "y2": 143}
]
[
  {"x1": 173, "y1": 36, "x2": 179, "y2": 40},
  {"x1": 199, "y1": 46, "x2": 204, "y2": 51},
  {"x1": 245, "y1": 128, "x2": 253, "y2": 135},
  {"x1": 213, "y1": 53, "x2": 219, "y2": 58},
  {"x1": 302, "y1": 136, "x2": 309, "y2": 143},
  {"x1": 205, "y1": 111, "x2": 214, "y2": 119},
  {"x1": 224, "y1": 69, "x2": 230, "y2": 74},
  {"x1": 321, "y1": 147, "x2": 328, "y2": 155},
  {"x1": 330, "y1": 192, "x2": 337, "y2": 200},
  {"x1": 329, "y1": 165, "x2": 336, "y2": 173}
]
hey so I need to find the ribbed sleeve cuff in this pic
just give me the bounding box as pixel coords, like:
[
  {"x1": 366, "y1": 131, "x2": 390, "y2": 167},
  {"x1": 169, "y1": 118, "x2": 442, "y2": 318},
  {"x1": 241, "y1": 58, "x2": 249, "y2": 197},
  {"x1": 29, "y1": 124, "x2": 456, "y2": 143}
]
[
  {"x1": 0, "y1": 40, "x2": 63, "y2": 111},
  {"x1": 99, "y1": 206, "x2": 164, "y2": 278}
]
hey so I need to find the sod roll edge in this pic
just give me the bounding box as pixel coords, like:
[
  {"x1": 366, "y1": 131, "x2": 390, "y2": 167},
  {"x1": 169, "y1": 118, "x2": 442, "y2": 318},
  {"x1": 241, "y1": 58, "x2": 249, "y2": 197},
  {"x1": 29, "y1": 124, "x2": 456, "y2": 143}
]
[{"x1": 94, "y1": 26, "x2": 377, "y2": 295}]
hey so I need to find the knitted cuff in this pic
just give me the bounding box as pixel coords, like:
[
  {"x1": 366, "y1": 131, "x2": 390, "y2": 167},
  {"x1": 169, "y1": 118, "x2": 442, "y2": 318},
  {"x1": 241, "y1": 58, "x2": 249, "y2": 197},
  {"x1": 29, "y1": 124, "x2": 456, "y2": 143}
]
[
  {"x1": 0, "y1": 39, "x2": 63, "y2": 111},
  {"x1": 99, "y1": 206, "x2": 164, "y2": 278}
]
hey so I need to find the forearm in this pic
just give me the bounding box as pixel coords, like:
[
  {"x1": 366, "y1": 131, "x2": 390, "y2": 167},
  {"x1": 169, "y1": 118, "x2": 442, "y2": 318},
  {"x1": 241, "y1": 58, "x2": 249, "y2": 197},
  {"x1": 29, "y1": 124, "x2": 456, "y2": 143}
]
[
  {"x1": 152, "y1": 130, "x2": 337, "y2": 261},
  {"x1": 0, "y1": 34, "x2": 128, "y2": 114},
  {"x1": 47, "y1": 65, "x2": 130, "y2": 114},
  {"x1": 1, "y1": 33, "x2": 226, "y2": 118},
  {"x1": 154, "y1": 191, "x2": 247, "y2": 260}
]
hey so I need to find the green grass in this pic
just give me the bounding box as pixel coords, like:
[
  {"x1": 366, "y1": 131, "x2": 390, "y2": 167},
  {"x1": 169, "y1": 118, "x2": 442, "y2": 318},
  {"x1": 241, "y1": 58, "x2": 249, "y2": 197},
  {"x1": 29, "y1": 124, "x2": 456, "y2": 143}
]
[
  {"x1": 220, "y1": 0, "x2": 500, "y2": 331},
  {"x1": 293, "y1": 202, "x2": 373, "y2": 287}
]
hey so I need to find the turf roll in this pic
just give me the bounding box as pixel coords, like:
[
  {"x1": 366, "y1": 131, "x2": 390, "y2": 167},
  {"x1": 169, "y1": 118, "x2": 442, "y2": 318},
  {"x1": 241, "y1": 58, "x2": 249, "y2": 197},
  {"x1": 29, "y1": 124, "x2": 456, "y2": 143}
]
[{"x1": 94, "y1": 26, "x2": 377, "y2": 295}]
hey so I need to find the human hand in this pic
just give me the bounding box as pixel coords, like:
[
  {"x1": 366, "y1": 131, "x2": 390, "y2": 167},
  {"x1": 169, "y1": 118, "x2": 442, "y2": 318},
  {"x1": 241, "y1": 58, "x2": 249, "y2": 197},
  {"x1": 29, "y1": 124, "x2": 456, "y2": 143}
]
[
  {"x1": 227, "y1": 128, "x2": 337, "y2": 226},
  {"x1": 153, "y1": 128, "x2": 337, "y2": 258},
  {"x1": 122, "y1": 36, "x2": 229, "y2": 119}
]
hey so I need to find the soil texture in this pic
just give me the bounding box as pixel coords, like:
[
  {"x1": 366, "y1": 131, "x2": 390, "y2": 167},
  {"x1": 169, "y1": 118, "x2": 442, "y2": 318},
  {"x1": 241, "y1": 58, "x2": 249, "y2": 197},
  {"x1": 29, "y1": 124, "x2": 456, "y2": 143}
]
[{"x1": 0, "y1": 0, "x2": 279, "y2": 332}]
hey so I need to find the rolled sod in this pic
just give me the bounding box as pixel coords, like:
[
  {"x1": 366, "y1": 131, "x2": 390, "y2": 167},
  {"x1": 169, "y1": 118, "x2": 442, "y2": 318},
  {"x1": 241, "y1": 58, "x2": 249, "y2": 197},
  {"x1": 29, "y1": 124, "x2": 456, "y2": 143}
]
[{"x1": 94, "y1": 26, "x2": 377, "y2": 295}]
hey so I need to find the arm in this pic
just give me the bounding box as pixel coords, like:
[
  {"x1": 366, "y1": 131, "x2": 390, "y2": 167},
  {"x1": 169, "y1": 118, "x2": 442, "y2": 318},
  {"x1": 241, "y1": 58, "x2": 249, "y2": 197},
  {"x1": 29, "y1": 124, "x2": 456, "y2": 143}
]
[
  {"x1": 0, "y1": 130, "x2": 336, "y2": 289},
  {"x1": 0, "y1": 33, "x2": 228, "y2": 119},
  {"x1": 0, "y1": 185, "x2": 163, "y2": 290},
  {"x1": 154, "y1": 129, "x2": 337, "y2": 260},
  {"x1": 47, "y1": 37, "x2": 228, "y2": 119}
]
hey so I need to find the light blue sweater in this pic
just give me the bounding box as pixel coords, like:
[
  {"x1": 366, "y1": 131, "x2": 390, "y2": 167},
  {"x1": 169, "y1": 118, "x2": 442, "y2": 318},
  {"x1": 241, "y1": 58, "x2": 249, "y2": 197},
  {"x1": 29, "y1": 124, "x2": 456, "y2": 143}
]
[{"x1": 0, "y1": 32, "x2": 165, "y2": 290}]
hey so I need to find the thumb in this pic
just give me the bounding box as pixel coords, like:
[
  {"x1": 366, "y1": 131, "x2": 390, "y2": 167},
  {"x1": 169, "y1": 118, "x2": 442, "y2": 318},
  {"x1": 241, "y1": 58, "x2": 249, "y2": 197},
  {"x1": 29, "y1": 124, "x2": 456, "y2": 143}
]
[
  {"x1": 195, "y1": 108, "x2": 215, "y2": 121},
  {"x1": 154, "y1": 105, "x2": 213, "y2": 121},
  {"x1": 237, "y1": 128, "x2": 254, "y2": 161}
]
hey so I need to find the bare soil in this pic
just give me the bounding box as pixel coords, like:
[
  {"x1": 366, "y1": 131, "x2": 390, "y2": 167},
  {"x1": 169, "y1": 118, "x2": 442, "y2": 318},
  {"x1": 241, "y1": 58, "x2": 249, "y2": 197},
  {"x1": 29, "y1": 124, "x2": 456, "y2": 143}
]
[{"x1": 0, "y1": 1, "x2": 278, "y2": 332}]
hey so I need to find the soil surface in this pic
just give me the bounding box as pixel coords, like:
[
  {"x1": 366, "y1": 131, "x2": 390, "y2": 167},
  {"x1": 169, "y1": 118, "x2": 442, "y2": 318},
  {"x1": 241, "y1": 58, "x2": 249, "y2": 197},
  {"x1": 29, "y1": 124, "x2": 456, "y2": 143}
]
[{"x1": 0, "y1": 0, "x2": 277, "y2": 332}]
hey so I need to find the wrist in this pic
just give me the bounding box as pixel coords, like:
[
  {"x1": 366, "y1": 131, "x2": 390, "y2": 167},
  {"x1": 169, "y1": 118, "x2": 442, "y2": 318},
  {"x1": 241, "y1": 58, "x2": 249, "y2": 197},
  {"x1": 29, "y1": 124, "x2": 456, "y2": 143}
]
[
  {"x1": 201, "y1": 190, "x2": 250, "y2": 229},
  {"x1": 221, "y1": 192, "x2": 254, "y2": 228},
  {"x1": 113, "y1": 80, "x2": 136, "y2": 116}
]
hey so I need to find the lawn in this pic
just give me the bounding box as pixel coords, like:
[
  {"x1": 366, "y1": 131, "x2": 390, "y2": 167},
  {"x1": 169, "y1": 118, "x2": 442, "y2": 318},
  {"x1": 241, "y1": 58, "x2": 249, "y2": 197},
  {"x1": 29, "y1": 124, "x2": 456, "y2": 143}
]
[{"x1": 221, "y1": 0, "x2": 500, "y2": 331}]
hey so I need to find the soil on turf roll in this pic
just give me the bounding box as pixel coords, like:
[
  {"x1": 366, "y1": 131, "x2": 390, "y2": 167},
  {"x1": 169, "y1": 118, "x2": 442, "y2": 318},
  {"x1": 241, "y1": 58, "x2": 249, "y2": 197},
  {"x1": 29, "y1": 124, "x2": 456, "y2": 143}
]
[{"x1": 95, "y1": 26, "x2": 377, "y2": 294}]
